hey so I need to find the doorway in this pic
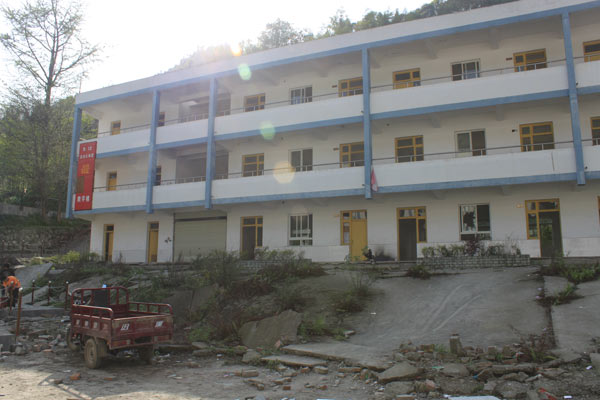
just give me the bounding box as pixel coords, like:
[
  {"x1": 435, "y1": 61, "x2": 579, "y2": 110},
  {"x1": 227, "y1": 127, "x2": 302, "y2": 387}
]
[
  {"x1": 147, "y1": 222, "x2": 159, "y2": 263},
  {"x1": 103, "y1": 224, "x2": 114, "y2": 261},
  {"x1": 526, "y1": 199, "x2": 562, "y2": 257},
  {"x1": 241, "y1": 216, "x2": 262, "y2": 260},
  {"x1": 397, "y1": 207, "x2": 427, "y2": 261},
  {"x1": 340, "y1": 210, "x2": 368, "y2": 260}
]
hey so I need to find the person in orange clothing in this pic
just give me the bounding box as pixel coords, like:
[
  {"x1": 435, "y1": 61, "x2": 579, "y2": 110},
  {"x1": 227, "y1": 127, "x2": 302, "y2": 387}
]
[{"x1": 1, "y1": 271, "x2": 21, "y2": 308}]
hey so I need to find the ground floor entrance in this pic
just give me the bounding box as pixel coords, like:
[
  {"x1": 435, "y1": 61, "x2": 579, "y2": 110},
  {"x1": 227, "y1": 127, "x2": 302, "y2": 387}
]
[
  {"x1": 341, "y1": 210, "x2": 367, "y2": 260},
  {"x1": 526, "y1": 199, "x2": 562, "y2": 258},
  {"x1": 397, "y1": 207, "x2": 427, "y2": 261},
  {"x1": 173, "y1": 211, "x2": 227, "y2": 261}
]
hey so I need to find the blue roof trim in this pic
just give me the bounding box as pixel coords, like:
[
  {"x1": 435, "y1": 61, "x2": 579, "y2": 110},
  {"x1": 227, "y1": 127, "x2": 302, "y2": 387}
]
[
  {"x1": 155, "y1": 137, "x2": 208, "y2": 150},
  {"x1": 76, "y1": 1, "x2": 600, "y2": 108},
  {"x1": 214, "y1": 116, "x2": 363, "y2": 142},
  {"x1": 377, "y1": 173, "x2": 577, "y2": 193},
  {"x1": 74, "y1": 205, "x2": 146, "y2": 215},
  {"x1": 153, "y1": 200, "x2": 206, "y2": 210},
  {"x1": 96, "y1": 146, "x2": 149, "y2": 159},
  {"x1": 212, "y1": 188, "x2": 364, "y2": 205},
  {"x1": 577, "y1": 84, "x2": 600, "y2": 96},
  {"x1": 372, "y1": 90, "x2": 568, "y2": 120}
]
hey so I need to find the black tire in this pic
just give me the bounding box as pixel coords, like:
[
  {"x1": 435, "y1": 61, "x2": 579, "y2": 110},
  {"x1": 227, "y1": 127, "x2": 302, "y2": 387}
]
[
  {"x1": 138, "y1": 346, "x2": 154, "y2": 365},
  {"x1": 66, "y1": 325, "x2": 80, "y2": 352},
  {"x1": 84, "y1": 338, "x2": 104, "y2": 369}
]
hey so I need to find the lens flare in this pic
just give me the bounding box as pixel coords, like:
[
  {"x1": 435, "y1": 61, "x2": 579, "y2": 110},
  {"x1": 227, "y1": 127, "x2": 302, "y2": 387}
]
[
  {"x1": 230, "y1": 43, "x2": 242, "y2": 57},
  {"x1": 260, "y1": 121, "x2": 275, "y2": 140},
  {"x1": 238, "y1": 63, "x2": 251, "y2": 80},
  {"x1": 273, "y1": 161, "x2": 295, "y2": 184}
]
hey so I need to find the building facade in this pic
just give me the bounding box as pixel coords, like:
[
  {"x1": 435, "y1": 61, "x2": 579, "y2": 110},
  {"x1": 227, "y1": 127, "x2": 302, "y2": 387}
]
[{"x1": 67, "y1": 0, "x2": 600, "y2": 263}]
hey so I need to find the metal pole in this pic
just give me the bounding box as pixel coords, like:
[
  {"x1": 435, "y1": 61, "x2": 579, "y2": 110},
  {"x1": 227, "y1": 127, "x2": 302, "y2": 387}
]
[
  {"x1": 31, "y1": 280, "x2": 35, "y2": 304},
  {"x1": 47, "y1": 280, "x2": 51, "y2": 306},
  {"x1": 15, "y1": 288, "x2": 23, "y2": 337},
  {"x1": 64, "y1": 281, "x2": 69, "y2": 310}
]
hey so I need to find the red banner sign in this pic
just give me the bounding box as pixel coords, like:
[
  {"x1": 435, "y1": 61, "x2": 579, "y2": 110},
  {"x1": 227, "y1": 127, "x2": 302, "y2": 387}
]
[{"x1": 74, "y1": 142, "x2": 96, "y2": 211}]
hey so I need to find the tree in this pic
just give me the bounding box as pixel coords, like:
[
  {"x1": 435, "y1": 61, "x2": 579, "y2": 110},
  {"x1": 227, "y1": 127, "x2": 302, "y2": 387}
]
[
  {"x1": 242, "y1": 19, "x2": 313, "y2": 54},
  {"x1": 321, "y1": 10, "x2": 354, "y2": 37},
  {"x1": 0, "y1": 0, "x2": 99, "y2": 219}
]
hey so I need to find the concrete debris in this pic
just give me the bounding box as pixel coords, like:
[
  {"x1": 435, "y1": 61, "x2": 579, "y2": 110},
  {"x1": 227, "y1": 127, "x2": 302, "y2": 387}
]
[
  {"x1": 441, "y1": 363, "x2": 470, "y2": 377},
  {"x1": 261, "y1": 354, "x2": 326, "y2": 368},
  {"x1": 242, "y1": 349, "x2": 261, "y2": 364},
  {"x1": 377, "y1": 362, "x2": 421, "y2": 384},
  {"x1": 238, "y1": 310, "x2": 301, "y2": 349},
  {"x1": 384, "y1": 381, "x2": 414, "y2": 397}
]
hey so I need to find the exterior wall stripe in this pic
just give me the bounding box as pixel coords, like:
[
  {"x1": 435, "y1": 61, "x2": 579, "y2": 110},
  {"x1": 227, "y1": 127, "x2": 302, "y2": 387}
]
[
  {"x1": 145, "y1": 90, "x2": 160, "y2": 213},
  {"x1": 96, "y1": 146, "x2": 149, "y2": 159},
  {"x1": 65, "y1": 107, "x2": 82, "y2": 218},
  {"x1": 362, "y1": 48, "x2": 373, "y2": 199},
  {"x1": 205, "y1": 78, "x2": 218, "y2": 209},
  {"x1": 562, "y1": 12, "x2": 586, "y2": 185}
]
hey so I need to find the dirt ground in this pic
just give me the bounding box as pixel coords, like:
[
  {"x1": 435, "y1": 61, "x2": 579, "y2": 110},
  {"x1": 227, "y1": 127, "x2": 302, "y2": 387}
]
[{"x1": 0, "y1": 347, "x2": 379, "y2": 400}]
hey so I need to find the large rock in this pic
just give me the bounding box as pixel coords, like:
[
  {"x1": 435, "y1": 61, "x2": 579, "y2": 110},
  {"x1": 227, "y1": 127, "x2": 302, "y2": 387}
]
[
  {"x1": 378, "y1": 362, "x2": 421, "y2": 384},
  {"x1": 494, "y1": 381, "x2": 529, "y2": 399},
  {"x1": 385, "y1": 381, "x2": 414, "y2": 398},
  {"x1": 239, "y1": 310, "x2": 301, "y2": 349},
  {"x1": 441, "y1": 363, "x2": 470, "y2": 377}
]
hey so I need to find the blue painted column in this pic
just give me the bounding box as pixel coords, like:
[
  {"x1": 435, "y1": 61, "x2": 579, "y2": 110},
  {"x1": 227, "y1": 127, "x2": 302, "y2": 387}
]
[
  {"x1": 562, "y1": 12, "x2": 586, "y2": 185},
  {"x1": 362, "y1": 48, "x2": 373, "y2": 199},
  {"x1": 65, "y1": 106, "x2": 82, "y2": 218},
  {"x1": 145, "y1": 90, "x2": 161, "y2": 213},
  {"x1": 205, "y1": 78, "x2": 218, "y2": 209}
]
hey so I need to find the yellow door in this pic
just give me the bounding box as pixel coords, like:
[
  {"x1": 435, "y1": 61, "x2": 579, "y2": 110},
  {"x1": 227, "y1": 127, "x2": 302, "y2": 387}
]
[
  {"x1": 147, "y1": 222, "x2": 159, "y2": 263},
  {"x1": 103, "y1": 224, "x2": 114, "y2": 261},
  {"x1": 341, "y1": 210, "x2": 368, "y2": 260},
  {"x1": 107, "y1": 172, "x2": 117, "y2": 191}
]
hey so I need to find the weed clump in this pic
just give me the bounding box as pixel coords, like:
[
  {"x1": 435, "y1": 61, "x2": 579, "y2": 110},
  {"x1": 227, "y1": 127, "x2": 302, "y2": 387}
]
[
  {"x1": 331, "y1": 272, "x2": 373, "y2": 313},
  {"x1": 406, "y1": 264, "x2": 431, "y2": 279}
]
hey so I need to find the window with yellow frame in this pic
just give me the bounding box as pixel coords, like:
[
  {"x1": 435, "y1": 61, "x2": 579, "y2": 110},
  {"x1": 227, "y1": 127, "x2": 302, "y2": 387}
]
[
  {"x1": 520, "y1": 122, "x2": 554, "y2": 152},
  {"x1": 397, "y1": 207, "x2": 427, "y2": 242},
  {"x1": 393, "y1": 68, "x2": 421, "y2": 89},
  {"x1": 339, "y1": 77, "x2": 363, "y2": 97},
  {"x1": 110, "y1": 120, "x2": 121, "y2": 135},
  {"x1": 395, "y1": 136, "x2": 424, "y2": 162},
  {"x1": 244, "y1": 94, "x2": 265, "y2": 112},
  {"x1": 525, "y1": 199, "x2": 560, "y2": 239},
  {"x1": 583, "y1": 40, "x2": 600, "y2": 62},
  {"x1": 592, "y1": 117, "x2": 600, "y2": 146},
  {"x1": 241, "y1": 216, "x2": 263, "y2": 247},
  {"x1": 513, "y1": 49, "x2": 547, "y2": 71},
  {"x1": 242, "y1": 153, "x2": 264, "y2": 177},
  {"x1": 339, "y1": 142, "x2": 364, "y2": 168}
]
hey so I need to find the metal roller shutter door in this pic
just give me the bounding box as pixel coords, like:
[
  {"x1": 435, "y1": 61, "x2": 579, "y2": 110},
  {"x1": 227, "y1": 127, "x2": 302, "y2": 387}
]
[{"x1": 174, "y1": 218, "x2": 226, "y2": 261}]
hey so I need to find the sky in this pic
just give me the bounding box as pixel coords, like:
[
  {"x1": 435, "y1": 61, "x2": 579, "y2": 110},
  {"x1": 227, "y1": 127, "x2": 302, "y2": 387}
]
[{"x1": 0, "y1": 0, "x2": 426, "y2": 94}]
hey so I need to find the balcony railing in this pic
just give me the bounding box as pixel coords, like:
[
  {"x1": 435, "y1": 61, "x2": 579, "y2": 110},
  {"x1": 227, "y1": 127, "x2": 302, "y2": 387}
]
[
  {"x1": 372, "y1": 140, "x2": 574, "y2": 165},
  {"x1": 82, "y1": 58, "x2": 573, "y2": 141},
  {"x1": 94, "y1": 182, "x2": 147, "y2": 192}
]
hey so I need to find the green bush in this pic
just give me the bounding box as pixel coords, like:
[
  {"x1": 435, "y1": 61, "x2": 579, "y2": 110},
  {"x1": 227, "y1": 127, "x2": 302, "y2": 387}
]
[
  {"x1": 192, "y1": 250, "x2": 240, "y2": 289},
  {"x1": 188, "y1": 326, "x2": 211, "y2": 342},
  {"x1": 406, "y1": 264, "x2": 431, "y2": 279},
  {"x1": 274, "y1": 284, "x2": 307, "y2": 312},
  {"x1": 331, "y1": 272, "x2": 373, "y2": 313}
]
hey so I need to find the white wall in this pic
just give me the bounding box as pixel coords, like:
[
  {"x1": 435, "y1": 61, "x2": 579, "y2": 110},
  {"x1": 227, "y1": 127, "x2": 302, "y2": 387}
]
[
  {"x1": 223, "y1": 181, "x2": 600, "y2": 261},
  {"x1": 89, "y1": 211, "x2": 174, "y2": 263}
]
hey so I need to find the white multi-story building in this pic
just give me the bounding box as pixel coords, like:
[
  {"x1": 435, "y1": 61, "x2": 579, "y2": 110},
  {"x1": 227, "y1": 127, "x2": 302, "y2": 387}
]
[{"x1": 67, "y1": 0, "x2": 600, "y2": 264}]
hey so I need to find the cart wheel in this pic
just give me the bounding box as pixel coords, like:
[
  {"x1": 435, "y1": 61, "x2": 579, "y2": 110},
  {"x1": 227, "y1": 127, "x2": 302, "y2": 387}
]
[
  {"x1": 138, "y1": 346, "x2": 154, "y2": 365},
  {"x1": 84, "y1": 338, "x2": 104, "y2": 369},
  {"x1": 66, "y1": 325, "x2": 80, "y2": 352}
]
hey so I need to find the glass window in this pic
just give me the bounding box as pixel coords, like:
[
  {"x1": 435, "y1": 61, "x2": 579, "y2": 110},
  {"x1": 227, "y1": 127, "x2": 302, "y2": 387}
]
[
  {"x1": 456, "y1": 130, "x2": 486, "y2": 156},
  {"x1": 155, "y1": 166, "x2": 162, "y2": 186},
  {"x1": 460, "y1": 204, "x2": 491, "y2": 240},
  {"x1": 289, "y1": 214, "x2": 313, "y2": 246},
  {"x1": 395, "y1": 135, "x2": 424, "y2": 162},
  {"x1": 451, "y1": 60, "x2": 480, "y2": 81},
  {"x1": 290, "y1": 86, "x2": 313, "y2": 104},
  {"x1": 110, "y1": 120, "x2": 121, "y2": 135},
  {"x1": 520, "y1": 122, "x2": 554, "y2": 152},
  {"x1": 290, "y1": 149, "x2": 313, "y2": 172},
  {"x1": 584, "y1": 40, "x2": 600, "y2": 62},
  {"x1": 340, "y1": 142, "x2": 364, "y2": 168},
  {"x1": 592, "y1": 117, "x2": 600, "y2": 145},
  {"x1": 242, "y1": 154, "x2": 264, "y2": 177},
  {"x1": 514, "y1": 49, "x2": 547, "y2": 71},
  {"x1": 158, "y1": 112, "x2": 165, "y2": 127},
  {"x1": 393, "y1": 68, "x2": 421, "y2": 89},
  {"x1": 338, "y1": 77, "x2": 363, "y2": 97},
  {"x1": 244, "y1": 94, "x2": 265, "y2": 112}
]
